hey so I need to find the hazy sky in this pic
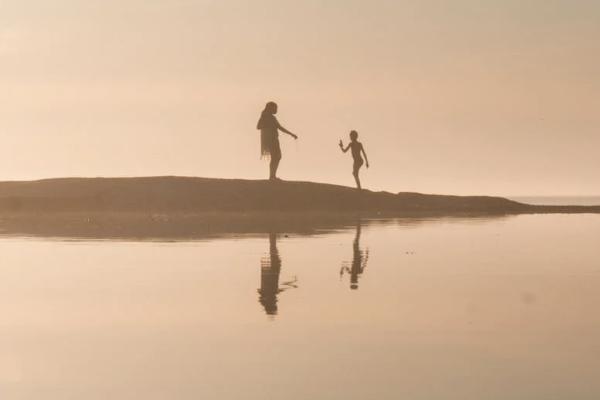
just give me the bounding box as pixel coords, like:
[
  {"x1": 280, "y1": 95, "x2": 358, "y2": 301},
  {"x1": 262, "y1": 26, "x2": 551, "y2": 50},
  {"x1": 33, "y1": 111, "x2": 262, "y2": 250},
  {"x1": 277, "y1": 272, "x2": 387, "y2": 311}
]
[{"x1": 1, "y1": 0, "x2": 598, "y2": 195}]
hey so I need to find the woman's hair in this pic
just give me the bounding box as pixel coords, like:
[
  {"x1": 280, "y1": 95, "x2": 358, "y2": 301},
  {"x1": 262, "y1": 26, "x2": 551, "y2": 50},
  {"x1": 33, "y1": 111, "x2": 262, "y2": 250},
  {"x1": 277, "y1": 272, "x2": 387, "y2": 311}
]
[
  {"x1": 257, "y1": 101, "x2": 278, "y2": 158},
  {"x1": 350, "y1": 130, "x2": 358, "y2": 140},
  {"x1": 264, "y1": 101, "x2": 278, "y2": 114}
]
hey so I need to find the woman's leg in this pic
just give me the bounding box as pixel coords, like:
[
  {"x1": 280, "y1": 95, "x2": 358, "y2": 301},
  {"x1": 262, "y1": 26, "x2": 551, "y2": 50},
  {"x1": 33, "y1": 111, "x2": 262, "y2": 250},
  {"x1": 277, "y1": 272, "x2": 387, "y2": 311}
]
[
  {"x1": 270, "y1": 156, "x2": 281, "y2": 180},
  {"x1": 269, "y1": 144, "x2": 282, "y2": 180}
]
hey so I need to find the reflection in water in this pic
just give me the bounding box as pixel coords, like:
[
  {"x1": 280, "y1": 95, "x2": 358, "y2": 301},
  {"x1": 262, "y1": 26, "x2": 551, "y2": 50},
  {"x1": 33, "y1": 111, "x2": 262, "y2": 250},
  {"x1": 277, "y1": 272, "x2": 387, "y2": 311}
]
[
  {"x1": 340, "y1": 223, "x2": 369, "y2": 290},
  {"x1": 2, "y1": 215, "x2": 599, "y2": 399},
  {"x1": 258, "y1": 233, "x2": 298, "y2": 315}
]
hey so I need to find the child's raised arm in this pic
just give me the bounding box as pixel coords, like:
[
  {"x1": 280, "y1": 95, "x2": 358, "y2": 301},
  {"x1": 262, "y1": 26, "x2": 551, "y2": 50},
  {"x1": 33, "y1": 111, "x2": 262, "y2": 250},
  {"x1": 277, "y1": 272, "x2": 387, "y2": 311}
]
[{"x1": 339, "y1": 140, "x2": 350, "y2": 153}]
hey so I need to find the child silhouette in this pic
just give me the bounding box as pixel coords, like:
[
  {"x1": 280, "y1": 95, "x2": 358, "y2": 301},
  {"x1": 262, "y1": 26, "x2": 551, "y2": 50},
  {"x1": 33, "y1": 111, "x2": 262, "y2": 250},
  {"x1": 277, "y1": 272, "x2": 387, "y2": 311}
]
[{"x1": 339, "y1": 130, "x2": 369, "y2": 190}]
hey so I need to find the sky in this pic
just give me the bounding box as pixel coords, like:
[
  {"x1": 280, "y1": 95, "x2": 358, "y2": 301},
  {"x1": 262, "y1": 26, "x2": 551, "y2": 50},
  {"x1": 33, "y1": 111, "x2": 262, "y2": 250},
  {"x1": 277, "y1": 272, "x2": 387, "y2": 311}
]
[{"x1": 0, "y1": 0, "x2": 598, "y2": 195}]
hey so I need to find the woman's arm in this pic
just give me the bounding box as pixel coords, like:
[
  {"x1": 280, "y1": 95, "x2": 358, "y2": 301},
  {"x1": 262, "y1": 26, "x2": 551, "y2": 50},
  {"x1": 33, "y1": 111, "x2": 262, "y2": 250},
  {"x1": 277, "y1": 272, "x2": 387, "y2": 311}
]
[
  {"x1": 276, "y1": 119, "x2": 298, "y2": 139},
  {"x1": 279, "y1": 125, "x2": 298, "y2": 139}
]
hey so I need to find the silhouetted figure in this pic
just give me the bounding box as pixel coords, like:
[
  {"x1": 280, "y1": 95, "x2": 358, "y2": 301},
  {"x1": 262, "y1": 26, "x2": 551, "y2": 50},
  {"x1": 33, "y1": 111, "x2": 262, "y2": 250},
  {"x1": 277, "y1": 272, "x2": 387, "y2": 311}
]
[
  {"x1": 339, "y1": 130, "x2": 369, "y2": 189},
  {"x1": 258, "y1": 233, "x2": 297, "y2": 315},
  {"x1": 340, "y1": 223, "x2": 369, "y2": 290},
  {"x1": 257, "y1": 102, "x2": 298, "y2": 181}
]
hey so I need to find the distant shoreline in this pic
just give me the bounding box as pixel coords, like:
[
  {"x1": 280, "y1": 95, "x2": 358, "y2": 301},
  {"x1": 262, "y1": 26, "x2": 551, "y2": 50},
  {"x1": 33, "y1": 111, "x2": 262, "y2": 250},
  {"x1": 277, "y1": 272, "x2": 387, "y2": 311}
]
[{"x1": 510, "y1": 196, "x2": 600, "y2": 206}]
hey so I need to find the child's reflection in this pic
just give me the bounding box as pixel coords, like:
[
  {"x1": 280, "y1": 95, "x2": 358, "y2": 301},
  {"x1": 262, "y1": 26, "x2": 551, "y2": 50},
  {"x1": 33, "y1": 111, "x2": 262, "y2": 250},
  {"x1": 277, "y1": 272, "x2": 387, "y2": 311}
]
[
  {"x1": 340, "y1": 223, "x2": 369, "y2": 290},
  {"x1": 258, "y1": 233, "x2": 297, "y2": 315}
]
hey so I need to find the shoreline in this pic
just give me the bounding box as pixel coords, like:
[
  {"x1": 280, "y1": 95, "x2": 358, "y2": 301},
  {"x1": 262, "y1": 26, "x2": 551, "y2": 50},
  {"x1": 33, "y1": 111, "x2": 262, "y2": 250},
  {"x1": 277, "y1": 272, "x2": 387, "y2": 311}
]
[
  {"x1": 0, "y1": 176, "x2": 597, "y2": 214},
  {"x1": 0, "y1": 176, "x2": 597, "y2": 239}
]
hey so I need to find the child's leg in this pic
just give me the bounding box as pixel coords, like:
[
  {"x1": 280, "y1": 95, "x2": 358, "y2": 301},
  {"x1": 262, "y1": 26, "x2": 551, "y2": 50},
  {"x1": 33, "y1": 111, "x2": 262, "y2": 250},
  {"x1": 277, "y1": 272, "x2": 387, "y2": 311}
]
[
  {"x1": 354, "y1": 173, "x2": 361, "y2": 190},
  {"x1": 353, "y1": 163, "x2": 362, "y2": 189}
]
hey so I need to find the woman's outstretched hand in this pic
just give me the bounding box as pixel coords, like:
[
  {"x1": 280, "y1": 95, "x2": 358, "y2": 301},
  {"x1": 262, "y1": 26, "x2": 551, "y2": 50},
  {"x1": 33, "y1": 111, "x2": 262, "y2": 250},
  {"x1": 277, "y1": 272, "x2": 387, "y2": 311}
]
[{"x1": 292, "y1": 133, "x2": 298, "y2": 140}]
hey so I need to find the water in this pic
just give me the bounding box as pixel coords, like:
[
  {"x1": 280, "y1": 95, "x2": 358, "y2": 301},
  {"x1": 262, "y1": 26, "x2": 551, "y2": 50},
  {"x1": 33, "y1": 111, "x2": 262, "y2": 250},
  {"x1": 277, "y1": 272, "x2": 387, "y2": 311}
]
[
  {"x1": 510, "y1": 196, "x2": 600, "y2": 206},
  {"x1": 1, "y1": 214, "x2": 599, "y2": 399}
]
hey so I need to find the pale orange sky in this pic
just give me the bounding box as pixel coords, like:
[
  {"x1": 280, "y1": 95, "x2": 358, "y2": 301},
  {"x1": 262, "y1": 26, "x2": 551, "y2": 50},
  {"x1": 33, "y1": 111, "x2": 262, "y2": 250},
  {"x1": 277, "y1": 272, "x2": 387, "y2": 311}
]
[{"x1": 1, "y1": 0, "x2": 598, "y2": 195}]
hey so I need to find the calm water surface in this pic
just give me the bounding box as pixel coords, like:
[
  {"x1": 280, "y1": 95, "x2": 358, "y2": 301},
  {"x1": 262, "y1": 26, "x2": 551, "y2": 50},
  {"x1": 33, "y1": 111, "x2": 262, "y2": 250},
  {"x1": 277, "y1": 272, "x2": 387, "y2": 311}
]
[
  {"x1": 1, "y1": 214, "x2": 599, "y2": 399},
  {"x1": 511, "y1": 196, "x2": 600, "y2": 206}
]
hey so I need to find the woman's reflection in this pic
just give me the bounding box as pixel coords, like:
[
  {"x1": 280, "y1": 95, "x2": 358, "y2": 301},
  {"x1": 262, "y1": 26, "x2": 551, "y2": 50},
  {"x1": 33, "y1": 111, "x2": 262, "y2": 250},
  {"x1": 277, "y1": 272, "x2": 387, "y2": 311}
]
[
  {"x1": 258, "y1": 233, "x2": 297, "y2": 315},
  {"x1": 340, "y1": 223, "x2": 369, "y2": 290}
]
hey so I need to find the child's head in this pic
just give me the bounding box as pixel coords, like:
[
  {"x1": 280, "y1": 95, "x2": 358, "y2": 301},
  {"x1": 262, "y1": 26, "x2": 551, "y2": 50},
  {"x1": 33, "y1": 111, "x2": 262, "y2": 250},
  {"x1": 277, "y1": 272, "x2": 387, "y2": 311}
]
[{"x1": 350, "y1": 130, "x2": 358, "y2": 141}]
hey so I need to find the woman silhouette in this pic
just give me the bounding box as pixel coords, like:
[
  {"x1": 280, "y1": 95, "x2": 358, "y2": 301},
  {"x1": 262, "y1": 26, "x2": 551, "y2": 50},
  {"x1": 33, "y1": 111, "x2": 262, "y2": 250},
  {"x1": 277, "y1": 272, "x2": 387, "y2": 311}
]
[
  {"x1": 256, "y1": 102, "x2": 298, "y2": 180},
  {"x1": 258, "y1": 233, "x2": 298, "y2": 316}
]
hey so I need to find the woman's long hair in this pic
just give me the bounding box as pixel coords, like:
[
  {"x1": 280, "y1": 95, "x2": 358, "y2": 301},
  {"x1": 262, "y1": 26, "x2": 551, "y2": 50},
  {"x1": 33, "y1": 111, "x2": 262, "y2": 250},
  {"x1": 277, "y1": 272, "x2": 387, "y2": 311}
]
[{"x1": 257, "y1": 102, "x2": 277, "y2": 158}]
